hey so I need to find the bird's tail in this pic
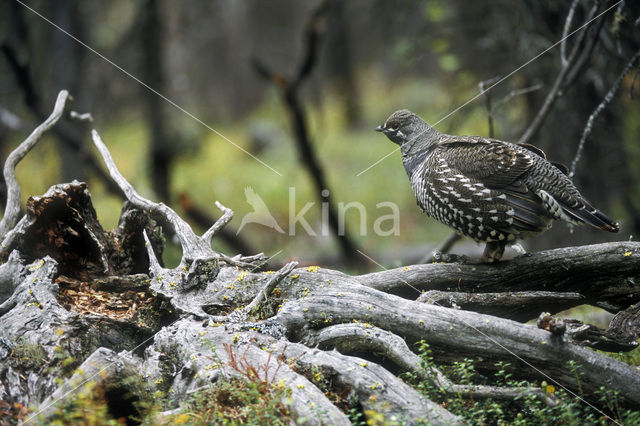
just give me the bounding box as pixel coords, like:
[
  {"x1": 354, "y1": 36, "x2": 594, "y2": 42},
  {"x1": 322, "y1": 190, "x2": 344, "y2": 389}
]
[{"x1": 561, "y1": 204, "x2": 619, "y2": 233}]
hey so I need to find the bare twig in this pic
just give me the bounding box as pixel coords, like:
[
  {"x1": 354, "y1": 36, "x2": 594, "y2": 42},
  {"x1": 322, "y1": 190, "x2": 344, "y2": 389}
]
[
  {"x1": 202, "y1": 201, "x2": 234, "y2": 245},
  {"x1": 252, "y1": 2, "x2": 361, "y2": 267},
  {"x1": 142, "y1": 229, "x2": 163, "y2": 274},
  {"x1": 0, "y1": 90, "x2": 70, "y2": 239},
  {"x1": 492, "y1": 83, "x2": 544, "y2": 111},
  {"x1": 92, "y1": 129, "x2": 214, "y2": 261},
  {"x1": 519, "y1": 1, "x2": 604, "y2": 144},
  {"x1": 178, "y1": 192, "x2": 255, "y2": 255},
  {"x1": 563, "y1": 11, "x2": 608, "y2": 89},
  {"x1": 69, "y1": 111, "x2": 93, "y2": 122},
  {"x1": 561, "y1": 0, "x2": 581, "y2": 67},
  {"x1": 244, "y1": 261, "x2": 298, "y2": 314},
  {"x1": 479, "y1": 77, "x2": 500, "y2": 138},
  {"x1": 569, "y1": 48, "x2": 640, "y2": 178},
  {"x1": 2, "y1": 42, "x2": 125, "y2": 199}
]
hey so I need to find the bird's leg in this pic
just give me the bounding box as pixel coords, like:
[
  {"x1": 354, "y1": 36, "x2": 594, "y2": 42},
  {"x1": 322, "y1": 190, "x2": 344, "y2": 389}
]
[
  {"x1": 511, "y1": 243, "x2": 526, "y2": 256},
  {"x1": 481, "y1": 241, "x2": 506, "y2": 263}
]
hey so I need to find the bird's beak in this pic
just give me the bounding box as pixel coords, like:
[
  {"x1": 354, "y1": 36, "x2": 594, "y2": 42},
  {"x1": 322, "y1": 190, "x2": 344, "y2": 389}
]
[{"x1": 375, "y1": 124, "x2": 385, "y2": 132}]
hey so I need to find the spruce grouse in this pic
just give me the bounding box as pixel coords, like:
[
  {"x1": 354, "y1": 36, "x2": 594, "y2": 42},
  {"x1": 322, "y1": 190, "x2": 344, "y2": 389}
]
[{"x1": 376, "y1": 109, "x2": 619, "y2": 262}]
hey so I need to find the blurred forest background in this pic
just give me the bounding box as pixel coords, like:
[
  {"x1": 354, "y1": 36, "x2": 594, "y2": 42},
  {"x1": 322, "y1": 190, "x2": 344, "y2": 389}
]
[{"x1": 1, "y1": 0, "x2": 639, "y2": 271}]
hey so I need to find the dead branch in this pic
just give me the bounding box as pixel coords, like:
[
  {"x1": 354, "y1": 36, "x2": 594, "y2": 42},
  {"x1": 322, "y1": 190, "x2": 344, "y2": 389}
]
[
  {"x1": 252, "y1": 3, "x2": 362, "y2": 267},
  {"x1": 519, "y1": 1, "x2": 607, "y2": 144},
  {"x1": 201, "y1": 201, "x2": 234, "y2": 245},
  {"x1": 417, "y1": 290, "x2": 585, "y2": 322},
  {"x1": 357, "y1": 242, "x2": 640, "y2": 314},
  {"x1": 0, "y1": 90, "x2": 70, "y2": 240},
  {"x1": 178, "y1": 192, "x2": 255, "y2": 255},
  {"x1": 478, "y1": 76, "x2": 500, "y2": 137},
  {"x1": 243, "y1": 261, "x2": 298, "y2": 315},
  {"x1": 92, "y1": 129, "x2": 214, "y2": 262},
  {"x1": 272, "y1": 277, "x2": 640, "y2": 406},
  {"x1": 569, "y1": 47, "x2": 640, "y2": 177},
  {"x1": 560, "y1": 0, "x2": 581, "y2": 67},
  {"x1": 305, "y1": 323, "x2": 557, "y2": 407},
  {"x1": 538, "y1": 306, "x2": 640, "y2": 352}
]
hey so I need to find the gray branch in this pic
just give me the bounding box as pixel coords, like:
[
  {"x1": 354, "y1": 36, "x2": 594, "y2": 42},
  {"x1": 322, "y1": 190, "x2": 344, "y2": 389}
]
[
  {"x1": 519, "y1": 2, "x2": 601, "y2": 144},
  {"x1": 305, "y1": 323, "x2": 557, "y2": 407},
  {"x1": 243, "y1": 261, "x2": 298, "y2": 315},
  {"x1": 91, "y1": 129, "x2": 214, "y2": 262},
  {"x1": 0, "y1": 90, "x2": 70, "y2": 239},
  {"x1": 357, "y1": 242, "x2": 640, "y2": 314},
  {"x1": 272, "y1": 274, "x2": 640, "y2": 406},
  {"x1": 417, "y1": 290, "x2": 584, "y2": 322},
  {"x1": 569, "y1": 48, "x2": 640, "y2": 178},
  {"x1": 202, "y1": 201, "x2": 234, "y2": 245}
]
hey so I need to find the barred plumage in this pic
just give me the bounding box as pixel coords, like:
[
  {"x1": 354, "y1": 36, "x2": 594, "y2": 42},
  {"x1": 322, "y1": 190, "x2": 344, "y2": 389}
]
[{"x1": 376, "y1": 109, "x2": 619, "y2": 262}]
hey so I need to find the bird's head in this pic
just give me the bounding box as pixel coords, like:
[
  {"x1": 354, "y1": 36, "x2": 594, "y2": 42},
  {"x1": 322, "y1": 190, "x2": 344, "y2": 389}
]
[{"x1": 375, "y1": 109, "x2": 429, "y2": 146}]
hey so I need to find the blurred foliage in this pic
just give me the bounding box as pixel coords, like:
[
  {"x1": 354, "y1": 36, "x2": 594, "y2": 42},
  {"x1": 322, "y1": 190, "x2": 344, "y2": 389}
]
[{"x1": 1, "y1": 0, "x2": 639, "y2": 268}]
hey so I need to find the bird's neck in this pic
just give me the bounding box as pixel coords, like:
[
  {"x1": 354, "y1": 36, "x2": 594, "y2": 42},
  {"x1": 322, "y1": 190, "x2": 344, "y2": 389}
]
[{"x1": 401, "y1": 125, "x2": 440, "y2": 168}]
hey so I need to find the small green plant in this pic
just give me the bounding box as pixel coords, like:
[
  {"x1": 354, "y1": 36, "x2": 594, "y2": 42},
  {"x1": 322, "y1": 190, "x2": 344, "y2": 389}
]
[
  {"x1": 166, "y1": 343, "x2": 294, "y2": 425},
  {"x1": 45, "y1": 381, "x2": 126, "y2": 425},
  {"x1": 172, "y1": 377, "x2": 292, "y2": 425},
  {"x1": 9, "y1": 337, "x2": 48, "y2": 371},
  {"x1": 606, "y1": 345, "x2": 640, "y2": 367},
  {"x1": 401, "y1": 340, "x2": 640, "y2": 425}
]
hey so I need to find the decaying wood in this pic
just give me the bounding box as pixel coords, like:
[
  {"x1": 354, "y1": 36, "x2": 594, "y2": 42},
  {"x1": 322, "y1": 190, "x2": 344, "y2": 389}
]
[
  {"x1": 418, "y1": 290, "x2": 585, "y2": 322},
  {"x1": 1, "y1": 91, "x2": 639, "y2": 424}
]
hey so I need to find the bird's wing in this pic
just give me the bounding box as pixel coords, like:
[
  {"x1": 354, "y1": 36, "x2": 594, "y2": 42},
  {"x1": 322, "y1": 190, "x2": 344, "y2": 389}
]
[
  {"x1": 439, "y1": 137, "x2": 533, "y2": 189},
  {"x1": 432, "y1": 137, "x2": 549, "y2": 232}
]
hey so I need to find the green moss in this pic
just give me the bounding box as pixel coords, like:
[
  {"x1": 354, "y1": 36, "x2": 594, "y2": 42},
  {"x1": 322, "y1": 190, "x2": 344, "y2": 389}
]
[{"x1": 9, "y1": 337, "x2": 48, "y2": 371}]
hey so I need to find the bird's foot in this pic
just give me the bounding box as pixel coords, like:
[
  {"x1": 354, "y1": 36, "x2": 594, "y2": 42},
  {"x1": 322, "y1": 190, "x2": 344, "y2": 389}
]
[
  {"x1": 429, "y1": 250, "x2": 467, "y2": 264},
  {"x1": 511, "y1": 243, "x2": 527, "y2": 256},
  {"x1": 481, "y1": 241, "x2": 506, "y2": 263}
]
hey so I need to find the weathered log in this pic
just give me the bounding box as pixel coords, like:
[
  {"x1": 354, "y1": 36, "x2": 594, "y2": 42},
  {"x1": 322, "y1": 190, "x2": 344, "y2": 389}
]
[
  {"x1": 417, "y1": 290, "x2": 585, "y2": 322},
  {"x1": 357, "y1": 243, "x2": 640, "y2": 314},
  {"x1": 538, "y1": 308, "x2": 640, "y2": 352},
  {"x1": 304, "y1": 323, "x2": 557, "y2": 406}
]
